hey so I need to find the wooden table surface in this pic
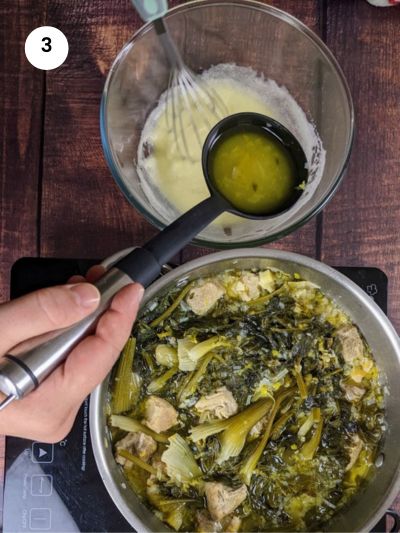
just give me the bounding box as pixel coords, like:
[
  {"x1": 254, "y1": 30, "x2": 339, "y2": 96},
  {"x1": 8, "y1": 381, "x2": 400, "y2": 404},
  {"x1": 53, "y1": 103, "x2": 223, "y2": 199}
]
[{"x1": 1, "y1": 0, "x2": 400, "y2": 528}]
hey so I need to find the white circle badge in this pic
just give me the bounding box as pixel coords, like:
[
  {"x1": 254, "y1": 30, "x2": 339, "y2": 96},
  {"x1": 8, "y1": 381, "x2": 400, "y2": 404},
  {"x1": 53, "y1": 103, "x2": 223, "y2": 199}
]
[{"x1": 25, "y1": 26, "x2": 69, "y2": 70}]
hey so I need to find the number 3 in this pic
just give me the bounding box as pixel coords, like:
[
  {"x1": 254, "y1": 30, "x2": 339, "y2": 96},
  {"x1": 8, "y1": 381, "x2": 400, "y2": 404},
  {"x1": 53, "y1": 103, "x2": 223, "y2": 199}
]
[{"x1": 41, "y1": 37, "x2": 52, "y2": 52}]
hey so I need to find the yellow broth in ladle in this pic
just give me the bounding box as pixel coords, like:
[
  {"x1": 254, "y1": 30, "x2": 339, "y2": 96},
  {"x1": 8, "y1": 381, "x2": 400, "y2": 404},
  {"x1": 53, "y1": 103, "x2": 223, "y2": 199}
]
[{"x1": 209, "y1": 128, "x2": 297, "y2": 216}]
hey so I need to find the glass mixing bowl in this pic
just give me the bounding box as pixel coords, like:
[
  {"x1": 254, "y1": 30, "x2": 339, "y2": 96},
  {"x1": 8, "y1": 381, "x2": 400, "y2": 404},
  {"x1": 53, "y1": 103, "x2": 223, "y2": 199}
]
[{"x1": 101, "y1": 0, "x2": 354, "y2": 248}]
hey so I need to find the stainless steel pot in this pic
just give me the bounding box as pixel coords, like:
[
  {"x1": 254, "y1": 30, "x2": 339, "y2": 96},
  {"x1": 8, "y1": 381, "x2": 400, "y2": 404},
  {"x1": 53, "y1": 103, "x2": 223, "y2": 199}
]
[{"x1": 90, "y1": 248, "x2": 400, "y2": 532}]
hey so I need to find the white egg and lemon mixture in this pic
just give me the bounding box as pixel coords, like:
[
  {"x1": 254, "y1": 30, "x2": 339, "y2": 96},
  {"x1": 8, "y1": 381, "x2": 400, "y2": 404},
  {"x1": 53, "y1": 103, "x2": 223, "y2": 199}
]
[{"x1": 137, "y1": 64, "x2": 326, "y2": 236}]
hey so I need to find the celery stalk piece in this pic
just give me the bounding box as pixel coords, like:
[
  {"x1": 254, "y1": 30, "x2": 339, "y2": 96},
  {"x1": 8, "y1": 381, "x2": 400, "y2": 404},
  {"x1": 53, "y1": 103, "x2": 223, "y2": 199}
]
[
  {"x1": 178, "y1": 351, "x2": 214, "y2": 403},
  {"x1": 270, "y1": 410, "x2": 294, "y2": 440},
  {"x1": 294, "y1": 363, "x2": 308, "y2": 399},
  {"x1": 148, "y1": 366, "x2": 179, "y2": 393},
  {"x1": 110, "y1": 414, "x2": 169, "y2": 443},
  {"x1": 112, "y1": 337, "x2": 137, "y2": 414},
  {"x1": 240, "y1": 389, "x2": 294, "y2": 484},
  {"x1": 117, "y1": 449, "x2": 157, "y2": 475},
  {"x1": 297, "y1": 411, "x2": 315, "y2": 438},
  {"x1": 247, "y1": 285, "x2": 286, "y2": 306},
  {"x1": 217, "y1": 398, "x2": 275, "y2": 464},
  {"x1": 189, "y1": 418, "x2": 230, "y2": 442},
  {"x1": 178, "y1": 335, "x2": 229, "y2": 371},
  {"x1": 300, "y1": 408, "x2": 323, "y2": 460}
]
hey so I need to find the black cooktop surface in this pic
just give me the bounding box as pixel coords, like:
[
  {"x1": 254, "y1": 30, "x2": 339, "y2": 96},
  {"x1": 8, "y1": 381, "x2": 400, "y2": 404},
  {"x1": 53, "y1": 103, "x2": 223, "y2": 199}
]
[{"x1": 2, "y1": 258, "x2": 392, "y2": 533}]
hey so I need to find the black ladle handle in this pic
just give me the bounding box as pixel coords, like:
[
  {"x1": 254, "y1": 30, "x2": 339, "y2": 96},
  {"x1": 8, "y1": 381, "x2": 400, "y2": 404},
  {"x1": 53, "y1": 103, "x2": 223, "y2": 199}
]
[
  {"x1": 115, "y1": 194, "x2": 227, "y2": 286},
  {"x1": 0, "y1": 194, "x2": 228, "y2": 406}
]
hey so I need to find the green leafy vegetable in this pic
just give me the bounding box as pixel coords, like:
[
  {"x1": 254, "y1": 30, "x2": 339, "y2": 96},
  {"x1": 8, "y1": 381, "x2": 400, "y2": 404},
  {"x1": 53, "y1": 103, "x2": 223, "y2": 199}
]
[{"x1": 150, "y1": 282, "x2": 194, "y2": 327}]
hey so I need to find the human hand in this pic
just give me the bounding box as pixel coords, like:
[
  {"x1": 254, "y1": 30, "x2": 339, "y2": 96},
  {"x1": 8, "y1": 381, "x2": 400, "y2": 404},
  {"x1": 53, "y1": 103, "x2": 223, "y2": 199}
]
[{"x1": 0, "y1": 265, "x2": 143, "y2": 443}]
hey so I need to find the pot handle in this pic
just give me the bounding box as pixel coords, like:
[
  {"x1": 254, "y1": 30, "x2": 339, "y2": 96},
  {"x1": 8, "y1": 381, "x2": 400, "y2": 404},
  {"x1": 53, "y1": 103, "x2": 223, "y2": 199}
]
[{"x1": 385, "y1": 509, "x2": 400, "y2": 533}]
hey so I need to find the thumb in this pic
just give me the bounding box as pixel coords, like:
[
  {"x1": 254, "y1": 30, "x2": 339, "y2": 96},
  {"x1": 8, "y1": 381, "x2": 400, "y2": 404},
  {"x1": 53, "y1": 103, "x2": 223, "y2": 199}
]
[{"x1": 0, "y1": 283, "x2": 100, "y2": 353}]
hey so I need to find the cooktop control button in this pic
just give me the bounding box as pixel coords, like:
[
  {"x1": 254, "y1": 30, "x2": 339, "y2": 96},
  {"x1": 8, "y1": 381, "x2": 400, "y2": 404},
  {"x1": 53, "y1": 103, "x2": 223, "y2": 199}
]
[
  {"x1": 31, "y1": 442, "x2": 54, "y2": 464},
  {"x1": 30, "y1": 474, "x2": 53, "y2": 496},
  {"x1": 29, "y1": 508, "x2": 52, "y2": 530}
]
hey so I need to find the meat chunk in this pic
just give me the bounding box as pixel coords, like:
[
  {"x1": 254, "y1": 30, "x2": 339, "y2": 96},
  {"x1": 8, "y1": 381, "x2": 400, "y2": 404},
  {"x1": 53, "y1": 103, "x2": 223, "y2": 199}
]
[
  {"x1": 144, "y1": 396, "x2": 178, "y2": 433},
  {"x1": 341, "y1": 381, "x2": 366, "y2": 402},
  {"x1": 115, "y1": 431, "x2": 157, "y2": 465},
  {"x1": 336, "y1": 325, "x2": 364, "y2": 364},
  {"x1": 230, "y1": 272, "x2": 260, "y2": 302},
  {"x1": 205, "y1": 482, "x2": 247, "y2": 521},
  {"x1": 187, "y1": 281, "x2": 224, "y2": 316},
  {"x1": 196, "y1": 510, "x2": 222, "y2": 533},
  {"x1": 195, "y1": 387, "x2": 238, "y2": 423},
  {"x1": 346, "y1": 434, "x2": 363, "y2": 471}
]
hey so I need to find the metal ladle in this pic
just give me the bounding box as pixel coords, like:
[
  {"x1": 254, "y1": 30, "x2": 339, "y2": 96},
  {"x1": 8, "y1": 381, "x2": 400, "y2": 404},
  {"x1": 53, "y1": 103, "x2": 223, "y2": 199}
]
[{"x1": 0, "y1": 112, "x2": 308, "y2": 409}]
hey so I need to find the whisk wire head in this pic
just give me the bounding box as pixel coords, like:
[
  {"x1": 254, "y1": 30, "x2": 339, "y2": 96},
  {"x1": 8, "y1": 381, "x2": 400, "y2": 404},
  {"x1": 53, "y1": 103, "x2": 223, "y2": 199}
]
[{"x1": 165, "y1": 64, "x2": 229, "y2": 161}]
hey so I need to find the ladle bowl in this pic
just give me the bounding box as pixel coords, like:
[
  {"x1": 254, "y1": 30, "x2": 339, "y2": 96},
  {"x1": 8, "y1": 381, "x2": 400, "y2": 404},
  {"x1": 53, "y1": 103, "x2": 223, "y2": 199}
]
[{"x1": 203, "y1": 112, "x2": 308, "y2": 219}]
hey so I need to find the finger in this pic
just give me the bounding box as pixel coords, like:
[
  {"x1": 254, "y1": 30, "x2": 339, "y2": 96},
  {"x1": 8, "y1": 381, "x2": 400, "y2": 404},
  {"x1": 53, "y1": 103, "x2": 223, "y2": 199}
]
[
  {"x1": 61, "y1": 283, "x2": 143, "y2": 404},
  {"x1": 0, "y1": 283, "x2": 101, "y2": 353},
  {"x1": 68, "y1": 265, "x2": 105, "y2": 285},
  {"x1": 86, "y1": 265, "x2": 106, "y2": 283},
  {"x1": 68, "y1": 275, "x2": 85, "y2": 284}
]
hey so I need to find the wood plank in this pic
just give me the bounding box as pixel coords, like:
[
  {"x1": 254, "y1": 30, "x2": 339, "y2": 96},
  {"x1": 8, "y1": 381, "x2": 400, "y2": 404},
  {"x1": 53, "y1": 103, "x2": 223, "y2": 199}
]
[
  {"x1": 40, "y1": 0, "x2": 158, "y2": 260},
  {"x1": 0, "y1": 0, "x2": 44, "y2": 297},
  {"x1": 0, "y1": 0, "x2": 47, "y2": 521},
  {"x1": 182, "y1": 0, "x2": 321, "y2": 263},
  {"x1": 322, "y1": 0, "x2": 400, "y2": 332}
]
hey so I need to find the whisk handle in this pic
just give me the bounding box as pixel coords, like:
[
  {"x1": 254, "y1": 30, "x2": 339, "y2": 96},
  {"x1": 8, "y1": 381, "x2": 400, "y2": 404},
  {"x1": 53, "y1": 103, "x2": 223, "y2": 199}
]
[{"x1": 130, "y1": 0, "x2": 168, "y2": 22}]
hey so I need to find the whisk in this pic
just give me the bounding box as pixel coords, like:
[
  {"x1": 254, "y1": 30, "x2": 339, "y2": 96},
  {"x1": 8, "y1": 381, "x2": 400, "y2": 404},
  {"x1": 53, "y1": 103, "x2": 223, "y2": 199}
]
[{"x1": 131, "y1": 0, "x2": 228, "y2": 160}]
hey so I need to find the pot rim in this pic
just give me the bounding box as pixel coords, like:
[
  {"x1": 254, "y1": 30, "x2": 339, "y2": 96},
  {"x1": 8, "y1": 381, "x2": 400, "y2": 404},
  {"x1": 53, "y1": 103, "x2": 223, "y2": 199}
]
[{"x1": 90, "y1": 248, "x2": 400, "y2": 532}]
